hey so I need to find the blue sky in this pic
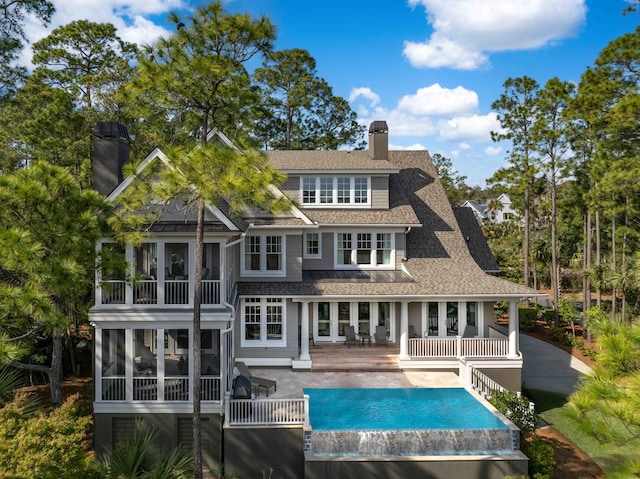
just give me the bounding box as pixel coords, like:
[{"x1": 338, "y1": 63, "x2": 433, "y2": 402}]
[{"x1": 22, "y1": 0, "x2": 639, "y2": 186}]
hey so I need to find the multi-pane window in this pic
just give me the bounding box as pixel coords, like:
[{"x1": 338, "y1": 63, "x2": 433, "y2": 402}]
[
  {"x1": 354, "y1": 177, "x2": 368, "y2": 204},
  {"x1": 302, "y1": 177, "x2": 316, "y2": 204},
  {"x1": 466, "y1": 302, "x2": 477, "y2": 327},
  {"x1": 242, "y1": 298, "x2": 284, "y2": 344},
  {"x1": 337, "y1": 233, "x2": 352, "y2": 265},
  {"x1": 376, "y1": 233, "x2": 392, "y2": 265},
  {"x1": 304, "y1": 232, "x2": 321, "y2": 258},
  {"x1": 320, "y1": 177, "x2": 333, "y2": 204},
  {"x1": 244, "y1": 298, "x2": 261, "y2": 340},
  {"x1": 356, "y1": 233, "x2": 372, "y2": 264},
  {"x1": 300, "y1": 177, "x2": 370, "y2": 205},
  {"x1": 337, "y1": 177, "x2": 350, "y2": 203},
  {"x1": 244, "y1": 236, "x2": 261, "y2": 271},
  {"x1": 336, "y1": 232, "x2": 394, "y2": 267},
  {"x1": 265, "y1": 236, "x2": 282, "y2": 271},
  {"x1": 243, "y1": 235, "x2": 284, "y2": 274}
]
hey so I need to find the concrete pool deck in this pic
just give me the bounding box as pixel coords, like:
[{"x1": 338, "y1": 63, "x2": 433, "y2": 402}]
[{"x1": 247, "y1": 369, "x2": 461, "y2": 399}]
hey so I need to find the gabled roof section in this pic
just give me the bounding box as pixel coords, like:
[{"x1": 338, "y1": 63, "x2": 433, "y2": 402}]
[
  {"x1": 106, "y1": 146, "x2": 240, "y2": 232},
  {"x1": 105, "y1": 129, "x2": 315, "y2": 231}
]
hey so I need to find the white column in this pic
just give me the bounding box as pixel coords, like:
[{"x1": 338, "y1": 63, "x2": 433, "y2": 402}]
[
  {"x1": 508, "y1": 300, "x2": 519, "y2": 358},
  {"x1": 157, "y1": 328, "x2": 165, "y2": 401},
  {"x1": 126, "y1": 245, "x2": 134, "y2": 305},
  {"x1": 478, "y1": 302, "x2": 485, "y2": 337},
  {"x1": 399, "y1": 301, "x2": 409, "y2": 359},
  {"x1": 300, "y1": 301, "x2": 311, "y2": 361},
  {"x1": 125, "y1": 328, "x2": 133, "y2": 401},
  {"x1": 458, "y1": 301, "x2": 467, "y2": 335},
  {"x1": 95, "y1": 326, "x2": 102, "y2": 401}
]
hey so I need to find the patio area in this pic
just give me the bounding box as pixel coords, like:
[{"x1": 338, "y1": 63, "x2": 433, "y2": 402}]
[{"x1": 246, "y1": 368, "x2": 462, "y2": 399}]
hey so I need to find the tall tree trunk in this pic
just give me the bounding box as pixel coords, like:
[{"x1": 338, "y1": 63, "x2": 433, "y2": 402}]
[
  {"x1": 549, "y1": 171, "x2": 560, "y2": 327},
  {"x1": 50, "y1": 328, "x2": 63, "y2": 407},
  {"x1": 193, "y1": 200, "x2": 204, "y2": 479},
  {"x1": 596, "y1": 209, "x2": 601, "y2": 307},
  {"x1": 585, "y1": 210, "x2": 593, "y2": 342},
  {"x1": 611, "y1": 216, "x2": 616, "y2": 320},
  {"x1": 524, "y1": 188, "x2": 531, "y2": 306}
]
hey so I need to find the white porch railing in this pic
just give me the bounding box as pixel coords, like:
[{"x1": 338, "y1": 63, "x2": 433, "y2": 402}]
[
  {"x1": 469, "y1": 367, "x2": 506, "y2": 397},
  {"x1": 100, "y1": 279, "x2": 222, "y2": 306},
  {"x1": 165, "y1": 280, "x2": 189, "y2": 304},
  {"x1": 102, "y1": 377, "x2": 125, "y2": 401},
  {"x1": 133, "y1": 377, "x2": 158, "y2": 401},
  {"x1": 225, "y1": 394, "x2": 310, "y2": 427},
  {"x1": 408, "y1": 337, "x2": 510, "y2": 359},
  {"x1": 201, "y1": 377, "x2": 221, "y2": 401}
]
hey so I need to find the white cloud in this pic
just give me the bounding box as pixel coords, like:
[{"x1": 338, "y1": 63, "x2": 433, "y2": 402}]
[
  {"x1": 389, "y1": 143, "x2": 427, "y2": 150},
  {"x1": 405, "y1": 0, "x2": 586, "y2": 69},
  {"x1": 20, "y1": 0, "x2": 179, "y2": 65},
  {"x1": 438, "y1": 113, "x2": 501, "y2": 142},
  {"x1": 458, "y1": 142, "x2": 472, "y2": 150},
  {"x1": 349, "y1": 87, "x2": 381, "y2": 107},
  {"x1": 484, "y1": 146, "x2": 503, "y2": 155},
  {"x1": 397, "y1": 84, "x2": 478, "y2": 116},
  {"x1": 359, "y1": 106, "x2": 437, "y2": 137}
]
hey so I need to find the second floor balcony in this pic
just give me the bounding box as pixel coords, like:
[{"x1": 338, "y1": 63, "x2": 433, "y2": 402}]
[{"x1": 98, "y1": 240, "x2": 225, "y2": 308}]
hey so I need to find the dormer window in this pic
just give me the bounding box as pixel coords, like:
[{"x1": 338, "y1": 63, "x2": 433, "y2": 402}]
[{"x1": 301, "y1": 177, "x2": 370, "y2": 207}]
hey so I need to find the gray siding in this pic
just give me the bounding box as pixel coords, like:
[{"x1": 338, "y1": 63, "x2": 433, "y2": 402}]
[
  {"x1": 281, "y1": 176, "x2": 299, "y2": 202},
  {"x1": 240, "y1": 234, "x2": 302, "y2": 282},
  {"x1": 234, "y1": 298, "x2": 299, "y2": 360},
  {"x1": 302, "y1": 232, "x2": 335, "y2": 270},
  {"x1": 371, "y1": 175, "x2": 389, "y2": 209}
]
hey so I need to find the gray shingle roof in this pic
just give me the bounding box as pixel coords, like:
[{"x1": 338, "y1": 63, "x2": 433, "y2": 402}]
[
  {"x1": 452, "y1": 207, "x2": 500, "y2": 272},
  {"x1": 265, "y1": 150, "x2": 399, "y2": 172},
  {"x1": 240, "y1": 150, "x2": 541, "y2": 299}
]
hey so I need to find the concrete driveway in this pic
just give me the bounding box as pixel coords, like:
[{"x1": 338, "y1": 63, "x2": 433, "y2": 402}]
[{"x1": 519, "y1": 331, "x2": 592, "y2": 395}]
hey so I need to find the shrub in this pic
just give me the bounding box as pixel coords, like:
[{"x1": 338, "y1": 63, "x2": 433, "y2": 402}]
[
  {"x1": 542, "y1": 309, "x2": 556, "y2": 327},
  {"x1": 519, "y1": 307, "x2": 538, "y2": 332},
  {"x1": 0, "y1": 394, "x2": 102, "y2": 479},
  {"x1": 546, "y1": 326, "x2": 566, "y2": 342},
  {"x1": 488, "y1": 390, "x2": 539, "y2": 434},
  {"x1": 522, "y1": 437, "x2": 556, "y2": 479}
]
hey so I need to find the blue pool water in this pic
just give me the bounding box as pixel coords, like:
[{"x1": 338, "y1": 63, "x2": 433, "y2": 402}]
[{"x1": 304, "y1": 387, "x2": 509, "y2": 431}]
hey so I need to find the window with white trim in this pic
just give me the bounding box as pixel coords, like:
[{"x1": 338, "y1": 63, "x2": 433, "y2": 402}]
[
  {"x1": 335, "y1": 232, "x2": 394, "y2": 268},
  {"x1": 304, "y1": 232, "x2": 321, "y2": 258},
  {"x1": 242, "y1": 235, "x2": 285, "y2": 275},
  {"x1": 300, "y1": 177, "x2": 370, "y2": 206},
  {"x1": 242, "y1": 297, "x2": 285, "y2": 345}
]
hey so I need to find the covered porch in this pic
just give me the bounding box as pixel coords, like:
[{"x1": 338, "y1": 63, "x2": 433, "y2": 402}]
[{"x1": 294, "y1": 298, "x2": 523, "y2": 368}]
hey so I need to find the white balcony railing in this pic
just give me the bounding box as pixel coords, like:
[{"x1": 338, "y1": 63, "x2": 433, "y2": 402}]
[
  {"x1": 102, "y1": 377, "x2": 125, "y2": 401},
  {"x1": 134, "y1": 377, "x2": 158, "y2": 401},
  {"x1": 225, "y1": 395, "x2": 310, "y2": 427},
  {"x1": 408, "y1": 337, "x2": 510, "y2": 359},
  {"x1": 164, "y1": 377, "x2": 189, "y2": 401},
  {"x1": 100, "y1": 279, "x2": 221, "y2": 306}
]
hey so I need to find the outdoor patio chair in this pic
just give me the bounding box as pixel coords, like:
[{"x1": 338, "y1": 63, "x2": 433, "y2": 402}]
[
  {"x1": 234, "y1": 361, "x2": 277, "y2": 397},
  {"x1": 344, "y1": 325, "x2": 359, "y2": 348},
  {"x1": 409, "y1": 325, "x2": 419, "y2": 338},
  {"x1": 374, "y1": 325, "x2": 388, "y2": 344}
]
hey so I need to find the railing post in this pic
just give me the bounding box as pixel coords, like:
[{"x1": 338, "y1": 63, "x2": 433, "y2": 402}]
[
  {"x1": 224, "y1": 392, "x2": 231, "y2": 427},
  {"x1": 304, "y1": 394, "x2": 310, "y2": 426},
  {"x1": 456, "y1": 335, "x2": 463, "y2": 359}
]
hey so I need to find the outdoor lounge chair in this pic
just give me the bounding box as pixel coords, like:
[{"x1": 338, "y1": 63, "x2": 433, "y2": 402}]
[
  {"x1": 344, "y1": 325, "x2": 359, "y2": 348},
  {"x1": 235, "y1": 361, "x2": 277, "y2": 397},
  {"x1": 374, "y1": 325, "x2": 388, "y2": 344}
]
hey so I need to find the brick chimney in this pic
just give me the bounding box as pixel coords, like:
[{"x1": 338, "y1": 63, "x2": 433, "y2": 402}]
[
  {"x1": 92, "y1": 122, "x2": 130, "y2": 196},
  {"x1": 368, "y1": 120, "x2": 388, "y2": 160}
]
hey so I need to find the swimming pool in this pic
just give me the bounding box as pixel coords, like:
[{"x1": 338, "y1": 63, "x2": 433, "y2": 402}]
[
  {"x1": 304, "y1": 387, "x2": 509, "y2": 431},
  {"x1": 303, "y1": 388, "x2": 515, "y2": 457}
]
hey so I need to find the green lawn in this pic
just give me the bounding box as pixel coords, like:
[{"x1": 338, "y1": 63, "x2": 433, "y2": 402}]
[{"x1": 528, "y1": 389, "x2": 639, "y2": 478}]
